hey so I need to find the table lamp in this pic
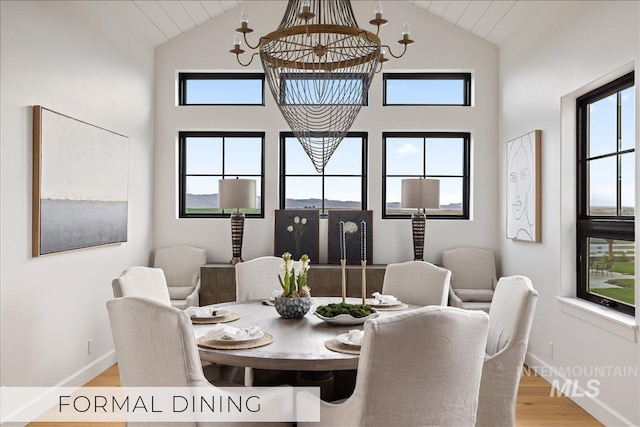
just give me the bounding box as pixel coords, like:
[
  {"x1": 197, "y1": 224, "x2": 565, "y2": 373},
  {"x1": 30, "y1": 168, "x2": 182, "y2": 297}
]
[
  {"x1": 401, "y1": 178, "x2": 440, "y2": 261},
  {"x1": 218, "y1": 178, "x2": 256, "y2": 264}
]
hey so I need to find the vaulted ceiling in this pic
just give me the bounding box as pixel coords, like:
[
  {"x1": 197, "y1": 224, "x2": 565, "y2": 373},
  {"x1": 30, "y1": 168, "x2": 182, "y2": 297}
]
[{"x1": 104, "y1": 0, "x2": 545, "y2": 48}]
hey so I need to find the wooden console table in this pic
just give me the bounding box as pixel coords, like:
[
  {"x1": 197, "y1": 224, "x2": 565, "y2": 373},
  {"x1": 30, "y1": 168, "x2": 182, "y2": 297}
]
[{"x1": 200, "y1": 263, "x2": 386, "y2": 306}]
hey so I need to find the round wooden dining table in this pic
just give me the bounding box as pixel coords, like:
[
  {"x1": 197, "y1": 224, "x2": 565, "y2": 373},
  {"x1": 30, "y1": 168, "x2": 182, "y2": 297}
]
[{"x1": 193, "y1": 297, "x2": 417, "y2": 374}]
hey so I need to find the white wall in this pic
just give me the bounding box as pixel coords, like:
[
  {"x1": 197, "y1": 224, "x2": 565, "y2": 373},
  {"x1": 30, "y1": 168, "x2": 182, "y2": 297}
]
[
  {"x1": 153, "y1": 1, "x2": 499, "y2": 266},
  {"x1": 0, "y1": 1, "x2": 155, "y2": 387},
  {"x1": 498, "y1": 1, "x2": 639, "y2": 425}
]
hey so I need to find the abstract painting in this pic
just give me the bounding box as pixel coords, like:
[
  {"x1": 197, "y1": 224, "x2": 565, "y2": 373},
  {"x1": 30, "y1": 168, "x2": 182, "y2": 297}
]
[
  {"x1": 274, "y1": 209, "x2": 319, "y2": 261},
  {"x1": 328, "y1": 210, "x2": 373, "y2": 264},
  {"x1": 506, "y1": 130, "x2": 541, "y2": 242},
  {"x1": 32, "y1": 106, "x2": 129, "y2": 256}
]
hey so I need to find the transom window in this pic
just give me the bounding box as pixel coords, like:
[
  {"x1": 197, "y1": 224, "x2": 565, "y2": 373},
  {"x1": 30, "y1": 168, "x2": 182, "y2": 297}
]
[
  {"x1": 280, "y1": 132, "x2": 367, "y2": 215},
  {"x1": 280, "y1": 73, "x2": 368, "y2": 105},
  {"x1": 383, "y1": 73, "x2": 471, "y2": 106},
  {"x1": 576, "y1": 71, "x2": 635, "y2": 316},
  {"x1": 178, "y1": 132, "x2": 264, "y2": 218},
  {"x1": 382, "y1": 132, "x2": 470, "y2": 219},
  {"x1": 178, "y1": 73, "x2": 265, "y2": 106}
]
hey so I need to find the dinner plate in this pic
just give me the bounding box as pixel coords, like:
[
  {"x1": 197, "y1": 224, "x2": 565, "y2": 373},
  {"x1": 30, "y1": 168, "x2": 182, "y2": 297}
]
[
  {"x1": 336, "y1": 332, "x2": 362, "y2": 347},
  {"x1": 219, "y1": 331, "x2": 264, "y2": 342},
  {"x1": 190, "y1": 308, "x2": 230, "y2": 320},
  {"x1": 369, "y1": 300, "x2": 402, "y2": 307},
  {"x1": 314, "y1": 311, "x2": 379, "y2": 325}
]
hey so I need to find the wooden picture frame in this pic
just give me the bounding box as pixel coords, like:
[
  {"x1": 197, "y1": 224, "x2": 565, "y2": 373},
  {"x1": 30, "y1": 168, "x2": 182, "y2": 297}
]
[
  {"x1": 327, "y1": 210, "x2": 373, "y2": 264},
  {"x1": 506, "y1": 130, "x2": 541, "y2": 242},
  {"x1": 32, "y1": 106, "x2": 129, "y2": 256},
  {"x1": 274, "y1": 209, "x2": 319, "y2": 261}
]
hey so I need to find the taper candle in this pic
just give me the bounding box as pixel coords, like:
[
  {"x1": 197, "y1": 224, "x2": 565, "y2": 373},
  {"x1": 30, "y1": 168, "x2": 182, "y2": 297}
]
[
  {"x1": 339, "y1": 221, "x2": 346, "y2": 260},
  {"x1": 360, "y1": 220, "x2": 367, "y2": 261}
]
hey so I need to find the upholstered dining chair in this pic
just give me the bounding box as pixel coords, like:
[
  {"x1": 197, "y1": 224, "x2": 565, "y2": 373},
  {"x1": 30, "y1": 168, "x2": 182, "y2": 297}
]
[
  {"x1": 476, "y1": 275, "x2": 538, "y2": 427},
  {"x1": 111, "y1": 266, "x2": 171, "y2": 306},
  {"x1": 299, "y1": 306, "x2": 490, "y2": 427},
  {"x1": 235, "y1": 256, "x2": 300, "y2": 301},
  {"x1": 106, "y1": 296, "x2": 289, "y2": 427},
  {"x1": 381, "y1": 260, "x2": 450, "y2": 306},
  {"x1": 442, "y1": 247, "x2": 498, "y2": 311},
  {"x1": 154, "y1": 245, "x2": 206, "y2": 309}
]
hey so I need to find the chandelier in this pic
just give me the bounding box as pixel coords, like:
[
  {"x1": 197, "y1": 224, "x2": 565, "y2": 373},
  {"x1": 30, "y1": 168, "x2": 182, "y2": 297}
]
[{"x1": 230, "y1": 0, "x2": 414, "y2": 172}]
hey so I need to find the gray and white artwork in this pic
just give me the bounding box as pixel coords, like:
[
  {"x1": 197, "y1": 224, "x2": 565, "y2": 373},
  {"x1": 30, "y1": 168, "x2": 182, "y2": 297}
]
[
  {"x1": 506, "y1": 130, "x2": 540, "y2": 242},
  {"x1": 34, "y1": 107, "x2": 128, "y2": 256}
]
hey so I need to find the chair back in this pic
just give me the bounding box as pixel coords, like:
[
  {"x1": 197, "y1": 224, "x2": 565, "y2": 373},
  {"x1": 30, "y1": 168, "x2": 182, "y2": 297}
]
[
  {"x1": 106, "y1": 296, "x2": 209, "y2": 388},
  {"x1": 477, "y1": 275, "x2": 538, "y2": 427},
  {"x1": 112, "y1": 266, "x2": 171, "y2": 306},
  {"x1": 442, "y1": 247, "x2": 497, "y2": 290},
  {"x1": 154, "y1": 245, "x2": 206, "y2": 300},
  {"x1": 382, "y1": 261, "x2": 450, "y2": 306},
  {"x1": 235, "y1": 256, "x2": 300, "y2": 301},
  {"x1": 355, "y1": 306, "x2": 489, "y2": 426}
]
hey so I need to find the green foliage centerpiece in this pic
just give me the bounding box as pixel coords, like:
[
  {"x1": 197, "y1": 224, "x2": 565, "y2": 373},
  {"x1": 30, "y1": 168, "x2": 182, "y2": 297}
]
[{"x1": 274, "y1": 252, "x2": 312, "y2": 319}]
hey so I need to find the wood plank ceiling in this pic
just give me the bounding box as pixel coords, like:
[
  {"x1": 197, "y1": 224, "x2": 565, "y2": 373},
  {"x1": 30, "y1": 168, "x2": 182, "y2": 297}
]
[{"x1": 103, "y1": 0, "x2": 545, "y2": 48}]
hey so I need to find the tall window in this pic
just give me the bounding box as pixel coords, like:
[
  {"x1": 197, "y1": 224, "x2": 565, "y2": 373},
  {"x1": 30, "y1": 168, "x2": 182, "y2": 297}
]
[
  {"x1": 178, "y1": 73, "x2": 265, "y2": 105},
  {"x1": 383, "y1": 73, "x2": 471, "y2": 106},
  {"x1": 382, "y1": 132, "x2": 470, "y2": 219},
  {"x1": 577, "y1": 72, "x2": 635, "y2": 316},
  {"x1": 179, "y1": 132, "x2": 264, "y2": 218},
  {"x1": 280, "y1": 132, "x2": 367, "y2": 215}
]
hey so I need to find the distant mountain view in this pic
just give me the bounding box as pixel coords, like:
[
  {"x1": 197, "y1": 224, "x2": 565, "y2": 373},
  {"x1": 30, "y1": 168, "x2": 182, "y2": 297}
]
[{"x1": 187, "y1": 193, "x2": 461, "y2": 211}]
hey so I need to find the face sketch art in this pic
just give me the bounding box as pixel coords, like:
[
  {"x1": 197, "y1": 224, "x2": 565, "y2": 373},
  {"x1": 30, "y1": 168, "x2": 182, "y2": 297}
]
[{"x1": 507, "y1": 132, "x2": 538, "y2": 241}]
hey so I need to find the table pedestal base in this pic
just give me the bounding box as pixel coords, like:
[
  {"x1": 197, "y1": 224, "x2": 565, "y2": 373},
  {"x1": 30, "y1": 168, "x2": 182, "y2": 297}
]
[{"x1": 296, "y1": 371, "x2": 334, "y2": 401}]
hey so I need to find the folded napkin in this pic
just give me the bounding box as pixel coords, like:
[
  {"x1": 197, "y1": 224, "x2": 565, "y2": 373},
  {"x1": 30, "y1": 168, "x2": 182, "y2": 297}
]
[
  {"x1": 372, "y1": 292, "x2": 399, "y2": 304},
  {"x1": 346, "y1": 329, "x2": 364, "y2": 346},
  {"x1": 201, "y1": 324, "x2": 262, "y2": 341},
  {"x1": 185, "y1": 307, "x2": 211, "y2": 318}
]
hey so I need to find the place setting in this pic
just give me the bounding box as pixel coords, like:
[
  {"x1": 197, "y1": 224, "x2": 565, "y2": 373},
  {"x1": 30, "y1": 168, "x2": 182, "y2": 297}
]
[
  {"x1": 197, "y1": 324, "x2": 274, "y2": 350},
  {"x1": 185, "y1": 306, "x2": 241, "y2": 324},
  {"x1": 325, "y1": 329, "x2": 363, "y2": 355},
  {"x1": 367, "y1": 292, "x2": 409, "y2": 311}
]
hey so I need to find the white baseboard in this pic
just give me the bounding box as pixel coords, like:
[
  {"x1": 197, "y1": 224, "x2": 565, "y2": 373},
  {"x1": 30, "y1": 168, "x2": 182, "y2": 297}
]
[
  {"x1": 0, "y1": 351, "x2": 116, "y2": 426},
  {"x1": 525, "y1": 352, "x2": 636, "y2": 427},
  {"x1": 55, "y1": 350, "x2": 116, "y2": 389}
]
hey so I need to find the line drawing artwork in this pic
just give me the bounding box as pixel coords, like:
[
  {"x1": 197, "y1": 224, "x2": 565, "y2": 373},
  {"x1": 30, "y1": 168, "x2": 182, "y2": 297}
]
[{"x1": 506, "y1": 130, "x2": 540, "y2": 242}]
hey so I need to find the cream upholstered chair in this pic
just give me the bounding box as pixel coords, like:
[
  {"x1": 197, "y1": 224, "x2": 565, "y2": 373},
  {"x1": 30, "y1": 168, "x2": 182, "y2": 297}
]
[
  {"x1": 106, "y1": 296, "x2": 288, "y2": 427},
  {"x1": 111, "y1": 266, "x2": 171, "y2": 306},
  {"x1": 476, "y1": 275, "x2": 538, "y2": 427},
  {"x1": 235, "y1": 256, "x2": 300, "y2": 301},
  {"x1": 442, "y1": 247, "x2": 498, "y2": 311},
  {"x1": 154, "y1": 245, "x2": 206, "y2": 309},
  {"x1": 299, "y1": 306, "x2": 489, "y2": 427},
  {"x1": 381, "y1": 261, "x2": 450, "y2": 306}
]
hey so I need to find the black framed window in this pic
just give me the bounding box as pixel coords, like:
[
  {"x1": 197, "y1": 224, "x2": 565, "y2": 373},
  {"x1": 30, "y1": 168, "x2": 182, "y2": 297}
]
[
  {"x1": 280, "y1": 132, "x2": 367, "y2": 215},
  {"x1": 382, "y1": 132, "x2": 470, "y2": 219},
  {"x1": 179, "y1": 132, "x2": 265, "y2": 218},
  {"x1": 178, "y1": 73, "x2": 265, "y2": 105},
  {"x1": 577, "y1": 72, "x2": 635, "y2": 316},
  {"x1": 280, "y1": 73, "x2": 368, "y2": 106},
  {"x1": 383, "y1": 73, "x2": 471, "y2": 106}
]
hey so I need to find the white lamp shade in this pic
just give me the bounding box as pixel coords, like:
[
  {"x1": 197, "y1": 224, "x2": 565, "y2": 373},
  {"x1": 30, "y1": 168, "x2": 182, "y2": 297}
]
[
  {"x1": 218, "y1": 179, "x2": 256, "y2": 209},
  {"x1": 401, "y1": 179, "x2": 440, "y2": 209}
]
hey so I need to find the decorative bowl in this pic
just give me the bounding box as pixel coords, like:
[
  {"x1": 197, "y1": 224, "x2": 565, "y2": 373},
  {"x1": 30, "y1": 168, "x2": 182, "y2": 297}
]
[
  {"x1": 274, "y1": 296, "x2": 312, "y2": 319},
  {"x1": 314, "y1": 311, "x2": 379, "y2": 325}
]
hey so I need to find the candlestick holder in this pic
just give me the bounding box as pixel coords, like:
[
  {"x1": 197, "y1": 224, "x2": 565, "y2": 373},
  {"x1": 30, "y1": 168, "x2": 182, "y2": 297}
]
[
  {"x1": 340, "y1": 259, "x2": 347, "y2": 303},
  {"x1": 361, "y1": 260, "x2": 367, "y2": 305}
]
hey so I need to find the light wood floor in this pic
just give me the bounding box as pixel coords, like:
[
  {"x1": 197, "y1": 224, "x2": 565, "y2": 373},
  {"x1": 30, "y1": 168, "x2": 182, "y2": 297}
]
[{"x1": 28, "y1": 364, "x2": 602, "y2": 426}]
